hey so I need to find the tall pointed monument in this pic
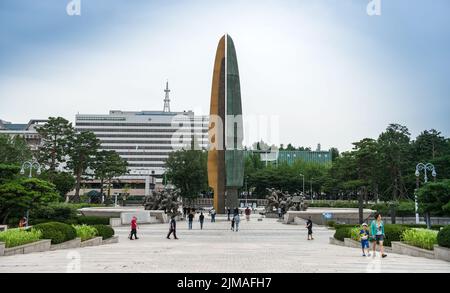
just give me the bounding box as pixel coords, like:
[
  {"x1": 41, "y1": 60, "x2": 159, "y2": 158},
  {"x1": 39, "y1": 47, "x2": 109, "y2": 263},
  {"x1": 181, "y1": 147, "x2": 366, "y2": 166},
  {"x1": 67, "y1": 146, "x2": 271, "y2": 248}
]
[{"x1": 208, "y1": 34, "x2": 244, "y2": 213}]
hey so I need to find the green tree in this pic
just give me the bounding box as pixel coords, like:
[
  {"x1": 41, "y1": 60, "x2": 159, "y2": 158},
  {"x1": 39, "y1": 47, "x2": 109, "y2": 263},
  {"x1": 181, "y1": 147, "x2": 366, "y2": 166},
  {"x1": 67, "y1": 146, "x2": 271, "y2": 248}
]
[
  {"x1": 377, "y1": 124, "x2": 412, "y2": 200},
  {"x1": 39, "y1": 171, "x2": 76, "y2": 201},
  {"x1": 417, "y1": 180, "x2": 450, "y2": 227},
  {"x1": 66, "y1": 131, "x2": 100, "y2": 202},
  {"x1": 165, "y1": 150, "x2": 208, "y2": 205},
  {"x1": 0, "y1": 134, "x2": 32, "y2": 165},
  {"x1": 0, "y1": 164, "x2": 20, "y2": 184},
  {"x1": 36, "y1": 117, "x2": 75, "y2": 172},
  {"x1": 0, "y1": 177, "x2": 59, "y2": 224},
  {"x1": 413, "y1": 129, "x2": 447, "y2": 161},
  {"x1": 92, "y1": 150, "x2": 128, "y2": 200},
  {"x1": 244, "y1": 152, "x2": 264, "y2": 177},
  {"x1": 330, "y1": 147, "x2": 340, "y2": 162}
]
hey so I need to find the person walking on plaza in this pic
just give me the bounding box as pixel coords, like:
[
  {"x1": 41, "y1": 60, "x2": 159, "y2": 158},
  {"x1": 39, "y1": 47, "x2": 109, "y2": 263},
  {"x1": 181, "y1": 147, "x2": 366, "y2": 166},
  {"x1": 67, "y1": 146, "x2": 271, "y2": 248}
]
[
  {"x1": 210, "y1": 208, "x2": 216, "y2": 223},
  {"x1": 233, "y1": 213, "x2": 241, "y2": 232},
  {"x1": 188, "y1": 212, "x2": 194, "y2": 230},
  {"x1": 227, "y1": 208, "x2": 231, "y2": 221},
  {"x1": 245, "y1": 206, "x2": 251, "y2": 221},
  {"x1": 370, "y1": 213, "x2": 387, "y2": 258},
  {"x1": 306, "y1": 216, "x2": 313, "y2": 240},
  {"x1": 231, "y1": 215, "x2": 235, "y2": 231},
  {"x1": 360, "y1": 223, "x2": 371, "y2": 257},
  {"x1": 277, "y1": 207, "x2": 282, "y2": 220},
  {"x1": 167, "y1": 215, "x2": 178, "y2": 239},
  {"x1": 199, "y1": 212, "x2": 205, "y2": 230},
  {"x1": 129, "y1": 216, "x2": 139, "y2": 240}
]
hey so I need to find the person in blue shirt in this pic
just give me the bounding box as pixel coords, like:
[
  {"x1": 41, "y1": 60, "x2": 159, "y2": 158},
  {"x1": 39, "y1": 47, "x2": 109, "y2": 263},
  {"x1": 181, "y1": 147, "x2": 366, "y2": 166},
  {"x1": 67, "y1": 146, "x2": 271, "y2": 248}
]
[{"x1": 359, "y1": 223, "x2": 371, "y2": 257}]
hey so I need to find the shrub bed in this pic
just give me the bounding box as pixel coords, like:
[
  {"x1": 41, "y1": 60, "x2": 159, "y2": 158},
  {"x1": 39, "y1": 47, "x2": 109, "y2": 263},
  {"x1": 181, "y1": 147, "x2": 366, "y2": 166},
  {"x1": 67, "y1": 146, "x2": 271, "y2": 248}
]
[
  {"x1": 77, "y1": 216, "x2": 110, "y2": 225},
  {"x1": 325, "y1": 220, "x2": 336, "y2": 228},
  {"x1": 32, "y1": 222, "x2": 77, "y2": 244},
  {"x1": 383, "y1": 224, "x2": 409, "y2": 247},
  {"x1": 0, "y1": 229, "x2": 42, "y2": 248},
  {"x1": 334, "y1": 227, "x2": 352, "y2": 241},
  {"x1": 437, "y1": 225, "x2": 450, "y2": 248},
  {"x1": 92, "y1": 225, "x2": 115, "y2": 240},
  {"x1": 401, "y1": 228, "x2": 438, "y2": 250},
  {"x1": 73, "y1": 224, "x2": 98, "y2": 241},
  {"x1": 30, "y1": 203, "x2": 78, "y2": 223}
]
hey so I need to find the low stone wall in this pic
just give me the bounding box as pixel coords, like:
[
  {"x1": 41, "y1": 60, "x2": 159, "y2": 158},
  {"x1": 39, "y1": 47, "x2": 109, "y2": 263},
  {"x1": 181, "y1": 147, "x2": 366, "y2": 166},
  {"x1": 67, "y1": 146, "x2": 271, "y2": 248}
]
[
  {"x1": 344, "y1": 238, "x2": 361, "y2": 249},
  {"x1": 329, "y1": 237, "x2": 345, "y2": 246},
  {"x1": 285, "y1": 208, "x2": 375, "y2": 225},
  {"x1": 3, "y1": 240, "x2": 51, "y2": 256},
  {"x1": 121, "y1": 211, "x2": 155, "y2": 225},
  {"x1": 101, "y1": 236, "x2": 119, "y2": 245},
  {"x1": 434, "y1": 245, "x2": 450, "y2": 262},
  {"x1": 0, "y1": 242, "x2": 5, "y2": 256},
  {"x1": 80, "y1": 237, "x2": 103, "y2": 248},
  {"x1": 391, "y1": 241, "x2": 435, "y2": 260},
  {"x1": 110, "y1": 218, "x2": 122, "y2": 227},
  {"x1": 50, "y1": 238, "x2": 81, "y2": 251},
  {"x1": 149, "y1": 210, "x2": 168, "y2": 223},
  {"x1": 0, "y1": 225, "x2": 7, "y2": 232}
]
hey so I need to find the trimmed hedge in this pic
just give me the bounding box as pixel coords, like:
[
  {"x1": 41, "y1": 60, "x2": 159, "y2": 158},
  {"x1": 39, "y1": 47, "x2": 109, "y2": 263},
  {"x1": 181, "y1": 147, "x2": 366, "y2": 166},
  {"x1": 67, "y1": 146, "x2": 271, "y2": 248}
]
[
  {"x1": 32, "y1": 222, "x2": 77, "y2": 244},
  {"x1": 382, "y1": 224, "x2": 409, "y2": 247},
  {"x1": 437, "y1": 225, "x2": 450, "y2": 248},
  {"x1": 334, "y1": 227, "x2": 352, "y2": 241},
  {"x1": 77, "y1": 216, "x2": 110, "y2": 225},
  {"x1": 92, "y1": 225, "x2": 115, "y2": 240}
]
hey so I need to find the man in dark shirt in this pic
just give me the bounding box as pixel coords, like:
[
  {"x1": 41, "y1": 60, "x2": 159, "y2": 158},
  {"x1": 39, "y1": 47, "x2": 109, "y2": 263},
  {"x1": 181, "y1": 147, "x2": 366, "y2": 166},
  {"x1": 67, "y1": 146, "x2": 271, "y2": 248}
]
[
  {"x1": 199, "y1": 212, "x2": 205, "y2": 230},
  {"x1": 188, "y1": 212, "x2": 194, "y2": 230},
  {"x1": 167, "y1": 215, "x2": 178, "y2": 239},
  {"x1": 306, "y1": 216, "x2": 314, "y2": 240}
]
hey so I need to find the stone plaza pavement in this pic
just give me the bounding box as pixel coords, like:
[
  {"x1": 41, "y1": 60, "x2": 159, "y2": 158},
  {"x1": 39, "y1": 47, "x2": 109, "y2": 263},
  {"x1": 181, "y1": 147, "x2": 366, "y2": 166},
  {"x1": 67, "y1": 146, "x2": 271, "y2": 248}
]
[{"x1": 0, "y1": 215, "x2": 449, "y2": 273}]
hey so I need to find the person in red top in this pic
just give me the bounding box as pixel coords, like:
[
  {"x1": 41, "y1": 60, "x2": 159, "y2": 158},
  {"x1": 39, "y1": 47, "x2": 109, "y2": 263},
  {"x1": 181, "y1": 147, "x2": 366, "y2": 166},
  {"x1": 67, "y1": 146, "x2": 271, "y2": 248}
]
[
  {"x1": 245, "y1": 207, "x2": 251, "y2": 221},
  {"x1": 129, "y1": 216, "x2": 139, "y2": 240}
]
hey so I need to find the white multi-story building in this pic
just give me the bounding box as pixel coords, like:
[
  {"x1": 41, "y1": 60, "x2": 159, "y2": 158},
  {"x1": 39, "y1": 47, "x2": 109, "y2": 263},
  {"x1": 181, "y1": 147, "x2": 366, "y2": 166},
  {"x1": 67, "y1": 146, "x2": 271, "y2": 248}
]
[
  {"x1": 74, "y1": 84, "x2": 208, "y2": 194},
  {"x1": 75, "y1": 110, "x2": 209, "y2": 184}
]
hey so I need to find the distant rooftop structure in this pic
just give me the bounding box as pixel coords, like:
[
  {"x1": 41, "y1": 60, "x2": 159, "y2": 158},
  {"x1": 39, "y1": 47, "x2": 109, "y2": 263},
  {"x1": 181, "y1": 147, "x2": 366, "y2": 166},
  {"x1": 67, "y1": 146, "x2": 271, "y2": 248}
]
[
  {"x1": 163, "y1": 81, "x2": 171, "y2": 113},
  {"x1": 0, "y1": 119, "x2": 48, "y2": 150}
]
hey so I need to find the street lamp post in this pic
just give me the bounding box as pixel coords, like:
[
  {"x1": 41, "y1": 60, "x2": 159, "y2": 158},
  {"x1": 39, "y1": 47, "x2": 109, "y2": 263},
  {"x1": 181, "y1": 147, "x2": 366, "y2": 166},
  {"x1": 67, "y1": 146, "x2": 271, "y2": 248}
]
[
  {"x1": 20, "y1": 160, "x2": 42, "y2": 228},
  {"x1": 20, "y1": 160, "x2": 41, "y2": 178},
  {"x1": 299, "y1": 174, "x2": 305, "y2": 198},
  {"x1": 415, "y1": 163, "x2": 436, "y2": 226},
  {"x1": 310, "y1": 178, "x2": 314, "y2": 203}
]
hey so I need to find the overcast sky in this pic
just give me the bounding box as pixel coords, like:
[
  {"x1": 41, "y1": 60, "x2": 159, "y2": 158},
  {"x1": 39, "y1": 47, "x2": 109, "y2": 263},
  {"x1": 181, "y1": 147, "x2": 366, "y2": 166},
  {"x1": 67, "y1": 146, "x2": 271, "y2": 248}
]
[{"x1": 0, "y1": 0, "x2": 449, "y2": 152}]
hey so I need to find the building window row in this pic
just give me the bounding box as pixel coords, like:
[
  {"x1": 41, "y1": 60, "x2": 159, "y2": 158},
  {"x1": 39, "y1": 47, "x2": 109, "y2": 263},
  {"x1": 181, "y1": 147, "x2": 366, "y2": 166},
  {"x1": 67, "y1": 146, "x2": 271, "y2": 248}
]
[
  {"x1": 75, "y1": 122, "x2": 207, "y2": 127},
  {"x1": 76, "y1": 128, "x2": 208, "y2": 133}
]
